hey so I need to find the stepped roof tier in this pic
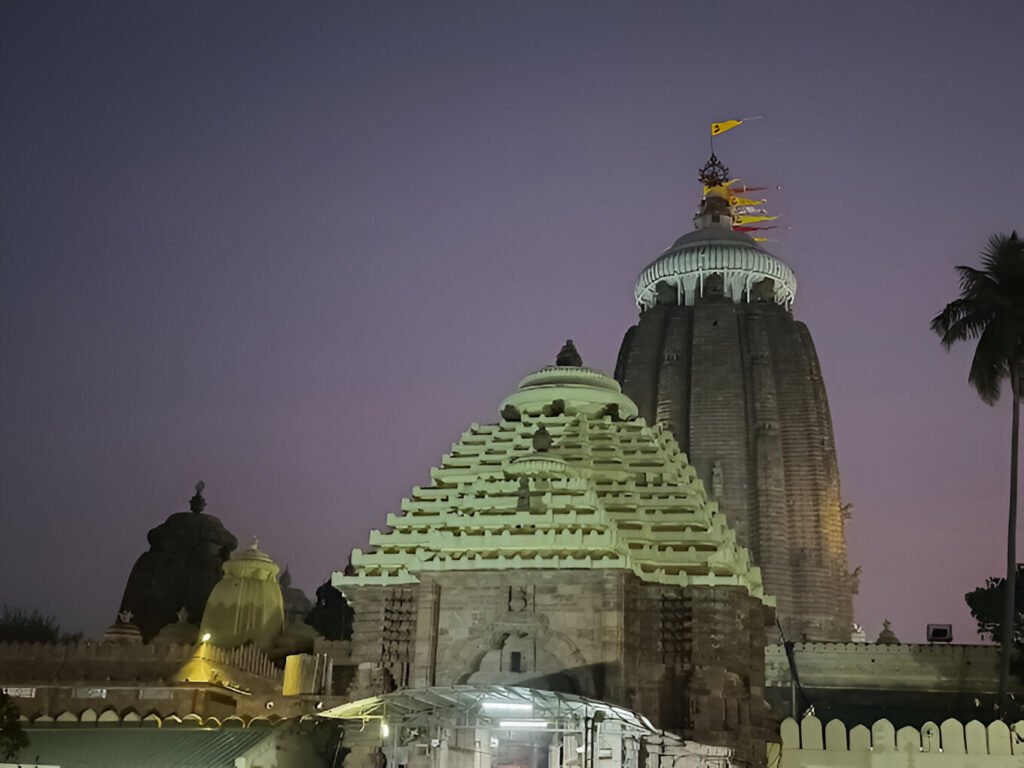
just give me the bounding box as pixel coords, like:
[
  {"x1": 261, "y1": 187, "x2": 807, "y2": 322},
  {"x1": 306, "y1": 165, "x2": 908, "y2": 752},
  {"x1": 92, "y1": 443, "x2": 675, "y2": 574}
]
[{"x1": 336, "y1": 341, "x2": 769, "y2": 603}]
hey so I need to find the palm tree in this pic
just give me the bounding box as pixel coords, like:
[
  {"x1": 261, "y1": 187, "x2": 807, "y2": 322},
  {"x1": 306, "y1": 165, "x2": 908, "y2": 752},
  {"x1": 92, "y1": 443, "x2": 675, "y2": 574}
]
[{"x1": 932, "y1": 232, "x2": 1024, "y2": 712}]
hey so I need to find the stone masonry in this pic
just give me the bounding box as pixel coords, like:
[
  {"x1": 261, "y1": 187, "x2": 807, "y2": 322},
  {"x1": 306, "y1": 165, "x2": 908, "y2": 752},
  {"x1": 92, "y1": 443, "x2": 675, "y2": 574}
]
[{"x1": 616, "y1": 212, "x2": 856, "y2": 642}]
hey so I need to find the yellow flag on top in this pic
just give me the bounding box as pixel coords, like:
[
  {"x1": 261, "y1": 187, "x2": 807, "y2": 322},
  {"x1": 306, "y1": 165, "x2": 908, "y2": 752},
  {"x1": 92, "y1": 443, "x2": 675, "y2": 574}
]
[
  {"x1": 729, "y1": 196, "x2": 767, "y2": 207},
  {"x1": 734, "y1": 214, "x2": 778, "y2": 225},
  {"x1": 711, "y1": 119, "x2": 743, "y2": 136}
]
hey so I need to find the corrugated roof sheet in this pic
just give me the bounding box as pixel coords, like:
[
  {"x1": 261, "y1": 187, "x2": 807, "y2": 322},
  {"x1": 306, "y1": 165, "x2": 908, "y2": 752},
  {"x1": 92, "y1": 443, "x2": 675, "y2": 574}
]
[{"x1": 13, "y1": 727, "x2": 275, "y2": 768}]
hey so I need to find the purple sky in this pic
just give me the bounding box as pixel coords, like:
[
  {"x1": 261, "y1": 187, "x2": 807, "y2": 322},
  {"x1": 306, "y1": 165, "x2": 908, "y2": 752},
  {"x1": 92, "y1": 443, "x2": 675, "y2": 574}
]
[{"x1": 2, "y1": 1, "x2": 1023, "y2": 645}]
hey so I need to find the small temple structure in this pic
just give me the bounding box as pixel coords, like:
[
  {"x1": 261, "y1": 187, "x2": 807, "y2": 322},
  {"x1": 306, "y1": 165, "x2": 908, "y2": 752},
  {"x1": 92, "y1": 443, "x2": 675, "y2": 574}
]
[
  {"x1": 111, "y1": 482, "x2": 238, "y2": 642},
  {"x1": 199, "y1": 538, "x2": 286, "y2": 652}
]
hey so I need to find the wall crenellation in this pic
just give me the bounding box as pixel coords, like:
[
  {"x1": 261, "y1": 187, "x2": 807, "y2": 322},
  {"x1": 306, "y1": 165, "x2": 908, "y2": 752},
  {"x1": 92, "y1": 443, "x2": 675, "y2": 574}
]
[{"x1": 780, "y1": 715, "x2": 1024, "y2": 758}]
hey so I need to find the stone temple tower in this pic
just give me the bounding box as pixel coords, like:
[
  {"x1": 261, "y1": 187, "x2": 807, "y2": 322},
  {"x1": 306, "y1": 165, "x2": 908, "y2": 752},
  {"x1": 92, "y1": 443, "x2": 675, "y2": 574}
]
[{"x1": 614, "y1": 154, "x2": 855, "y2": 641}]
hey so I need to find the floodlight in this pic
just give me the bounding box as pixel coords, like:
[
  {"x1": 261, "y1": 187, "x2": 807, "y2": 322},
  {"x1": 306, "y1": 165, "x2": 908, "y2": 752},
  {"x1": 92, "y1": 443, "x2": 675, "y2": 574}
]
[{"x1": 498, "y1": 720, "x2": 549, "y2": 729}]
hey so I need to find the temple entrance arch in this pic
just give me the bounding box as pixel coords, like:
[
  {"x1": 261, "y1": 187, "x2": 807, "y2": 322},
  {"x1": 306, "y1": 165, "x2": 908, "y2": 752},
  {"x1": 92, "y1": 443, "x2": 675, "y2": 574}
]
[{"x1": 442, "y1": 623, "x2": 596, "y2": 698}]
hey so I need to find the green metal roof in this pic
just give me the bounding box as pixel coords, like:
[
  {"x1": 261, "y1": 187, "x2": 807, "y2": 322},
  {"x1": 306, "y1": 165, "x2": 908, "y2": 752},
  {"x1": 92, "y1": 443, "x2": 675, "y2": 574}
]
[{"x1": 12, "y1": 727, "x2": 275, "y2": 768}]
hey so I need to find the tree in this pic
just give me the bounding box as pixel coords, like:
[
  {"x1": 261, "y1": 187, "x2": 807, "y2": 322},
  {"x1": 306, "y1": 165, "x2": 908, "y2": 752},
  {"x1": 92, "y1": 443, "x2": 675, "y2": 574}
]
[
  {"x1": 932, "y1": 231, "x2": 1024, "y2": 712},
  {"x1": 0, "y1": 605, "x2": 81, "y2": 644},
  {"x1": 305, "y1": 580, "x2": 354, "y2": 641},
  {"x1": 0, "y1": 691, "x2": 28, "y2": 760},
  {"x1": 965, "y1": 566, "x2": 1024, "y2": 644}
]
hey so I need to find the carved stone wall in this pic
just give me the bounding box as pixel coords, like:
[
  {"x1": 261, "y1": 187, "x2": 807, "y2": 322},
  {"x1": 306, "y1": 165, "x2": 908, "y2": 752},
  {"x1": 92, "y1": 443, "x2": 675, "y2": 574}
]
[
  {"x1": 623, "y1": 579, "x2": 777, "y2": 767},
  {"x1": 343, "y1": 569, "x2": 775, "y2": 766},
  {"x1": 616, "y1": 301, "x2": 854, "y2": 641}
]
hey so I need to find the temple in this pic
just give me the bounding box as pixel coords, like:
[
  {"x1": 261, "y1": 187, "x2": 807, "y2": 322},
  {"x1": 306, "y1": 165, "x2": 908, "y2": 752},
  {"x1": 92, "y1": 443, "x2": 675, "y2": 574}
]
[
  {"x1": 332, "y1": 343, "x2": 777, "y2": 765},
  {"x1": 112, "y1": 482, "x2": 238, "y2": 642},
  {"x1": 615, "y1": 154, "x2": 856, "y2": 642},
  {"x1": 4, "y1": 147, "x2": 1023, "y2": 768}
]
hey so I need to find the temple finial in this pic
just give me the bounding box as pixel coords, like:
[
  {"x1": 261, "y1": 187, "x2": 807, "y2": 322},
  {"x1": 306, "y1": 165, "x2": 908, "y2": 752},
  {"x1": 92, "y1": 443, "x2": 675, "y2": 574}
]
[
  {"x1": 189, "y1": 481, "x2": 206, "y2": 514},
  {"x1": 698, "y1": 153, "x2": 730, "y2": 188},
  {"x1": 695, "y1": 153, "x2": 734, "y2": 230},
  {"x1": 555, "y1": 339, "x2": 582, "y2": 367}
]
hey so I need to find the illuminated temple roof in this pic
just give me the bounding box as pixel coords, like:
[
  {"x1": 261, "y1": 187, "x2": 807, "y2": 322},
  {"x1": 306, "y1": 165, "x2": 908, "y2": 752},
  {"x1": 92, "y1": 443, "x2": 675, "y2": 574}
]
[
  {"x1": 634, "y1": 154, "x2": 796, "y2": 310},
  {"x1": 635, "y1": 227, "x2": 797, "y2": 310},
  {"x1": 335, "y1": 342, "x2": 769, "y2": 602}
]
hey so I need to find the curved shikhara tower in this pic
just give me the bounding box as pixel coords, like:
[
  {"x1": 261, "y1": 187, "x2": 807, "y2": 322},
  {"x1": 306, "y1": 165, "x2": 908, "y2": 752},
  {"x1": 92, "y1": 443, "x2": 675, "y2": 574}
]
[{"x1": 614, "y1": 154, "x2": 856, "y2": 641}]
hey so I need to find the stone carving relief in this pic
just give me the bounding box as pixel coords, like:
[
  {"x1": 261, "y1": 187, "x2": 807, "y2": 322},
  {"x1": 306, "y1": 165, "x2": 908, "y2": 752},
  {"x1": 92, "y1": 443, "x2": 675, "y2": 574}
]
[
  {"x1": 500, "y1": 404, "x2": 521, "y2": 422},
  {"x1": 441, "y1": 614, "x2": 594, "y2": 697},
  {"x1": 516, "y1": 477, "x2": 531, "y2": 512},
  {"x1": 381, "y1": 588, "x2": 416, "y2": 690},
  {"x1": 659, "y1": 591, "x2": 687, "y2": 663},
  {"x1": 542, "y1": 400, "x2": 565, "y2": 417},
  {"x1": 711, "y1": 461, "x2": 724, "y2": 498},
  {"x1": 508, "y1": 587, "x2": 528, "y2": 613}
]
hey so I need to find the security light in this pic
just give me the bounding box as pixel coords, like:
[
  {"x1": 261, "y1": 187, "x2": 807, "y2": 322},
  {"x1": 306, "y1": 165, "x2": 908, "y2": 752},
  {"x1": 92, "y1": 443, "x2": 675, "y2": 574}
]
[{"x1": 498, "y1": 720, "x2": 549, "y2": 729}]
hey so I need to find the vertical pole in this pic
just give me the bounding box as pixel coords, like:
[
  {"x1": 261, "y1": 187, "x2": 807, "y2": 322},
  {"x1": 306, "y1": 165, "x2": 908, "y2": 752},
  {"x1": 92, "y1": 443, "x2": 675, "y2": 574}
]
[
  {"x1": 999, "y1": 360, "x2": 1020, "y2": 713},
  {"x1": 584, "y1": 716, "x2": 591, "y2": 768}
]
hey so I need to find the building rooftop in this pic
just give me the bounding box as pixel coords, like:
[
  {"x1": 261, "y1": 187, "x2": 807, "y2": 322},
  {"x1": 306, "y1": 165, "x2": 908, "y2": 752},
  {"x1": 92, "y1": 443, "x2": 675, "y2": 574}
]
[{"x1": 334, "y1": 346, "x2": 768, "y2": 601}]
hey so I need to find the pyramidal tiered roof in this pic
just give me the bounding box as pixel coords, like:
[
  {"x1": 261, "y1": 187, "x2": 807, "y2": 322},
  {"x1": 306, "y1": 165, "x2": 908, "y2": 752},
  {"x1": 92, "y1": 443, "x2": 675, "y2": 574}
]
[{"x1": 336, "y1": 342, "x2": 769, "y2": 603}]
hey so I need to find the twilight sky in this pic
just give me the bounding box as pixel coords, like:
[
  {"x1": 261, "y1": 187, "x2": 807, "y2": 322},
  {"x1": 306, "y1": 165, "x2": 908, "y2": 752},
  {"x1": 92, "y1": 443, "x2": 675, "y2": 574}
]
[{"x1": 2, "y1": 1, "x2": 1023, "y2": 644}]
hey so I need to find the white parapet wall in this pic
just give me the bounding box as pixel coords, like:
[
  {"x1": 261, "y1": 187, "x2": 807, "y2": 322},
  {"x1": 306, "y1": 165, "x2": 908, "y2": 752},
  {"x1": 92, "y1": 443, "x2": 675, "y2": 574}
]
[{"x1": 779, "y1": 715, "x2": 1024, "y2": 767}]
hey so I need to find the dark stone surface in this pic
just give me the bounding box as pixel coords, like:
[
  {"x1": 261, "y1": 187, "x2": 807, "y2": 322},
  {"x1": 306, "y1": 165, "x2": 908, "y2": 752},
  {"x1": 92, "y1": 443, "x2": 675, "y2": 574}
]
[
  {"x1": 616, "y1": 301, "x2": 854, "y2": 642},
  {"x1": 117, "y1": 506, "x2": 237, "y2": 642},
  {"x1": 765, "y1": 686, "x2": 1012, "y2": 729},
  {"x1": 305, "y1": 581, "x2": 354, "y2": 641},
  {"x1": 555, "y1": 339, "x2": 583, "y2": 367}
]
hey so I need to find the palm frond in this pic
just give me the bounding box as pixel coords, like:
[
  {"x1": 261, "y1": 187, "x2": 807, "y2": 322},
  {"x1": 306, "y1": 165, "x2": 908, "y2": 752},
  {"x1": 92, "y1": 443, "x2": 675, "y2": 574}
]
[
  {"x1": 981, "y1": 233, "x2": 1024, "y2": 288},
  {"x1": 931, "y1": 298, "x2": 993, "y2": 346},
  {"x1": 956, "y1": 265, "x2": 999, "y2": 299},
  {"x1": 935, "y1": 232, "x2": 1024, "y2": 404},
  {"x1": 968, "y1": 319, "x2": 1011, "y2": 404}
]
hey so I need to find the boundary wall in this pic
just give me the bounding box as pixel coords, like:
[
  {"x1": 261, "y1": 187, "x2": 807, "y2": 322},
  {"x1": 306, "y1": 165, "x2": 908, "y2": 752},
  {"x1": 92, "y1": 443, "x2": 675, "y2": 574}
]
[{"x1": 779, "y1": 715, "x2": 1024, "y2": 767}]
